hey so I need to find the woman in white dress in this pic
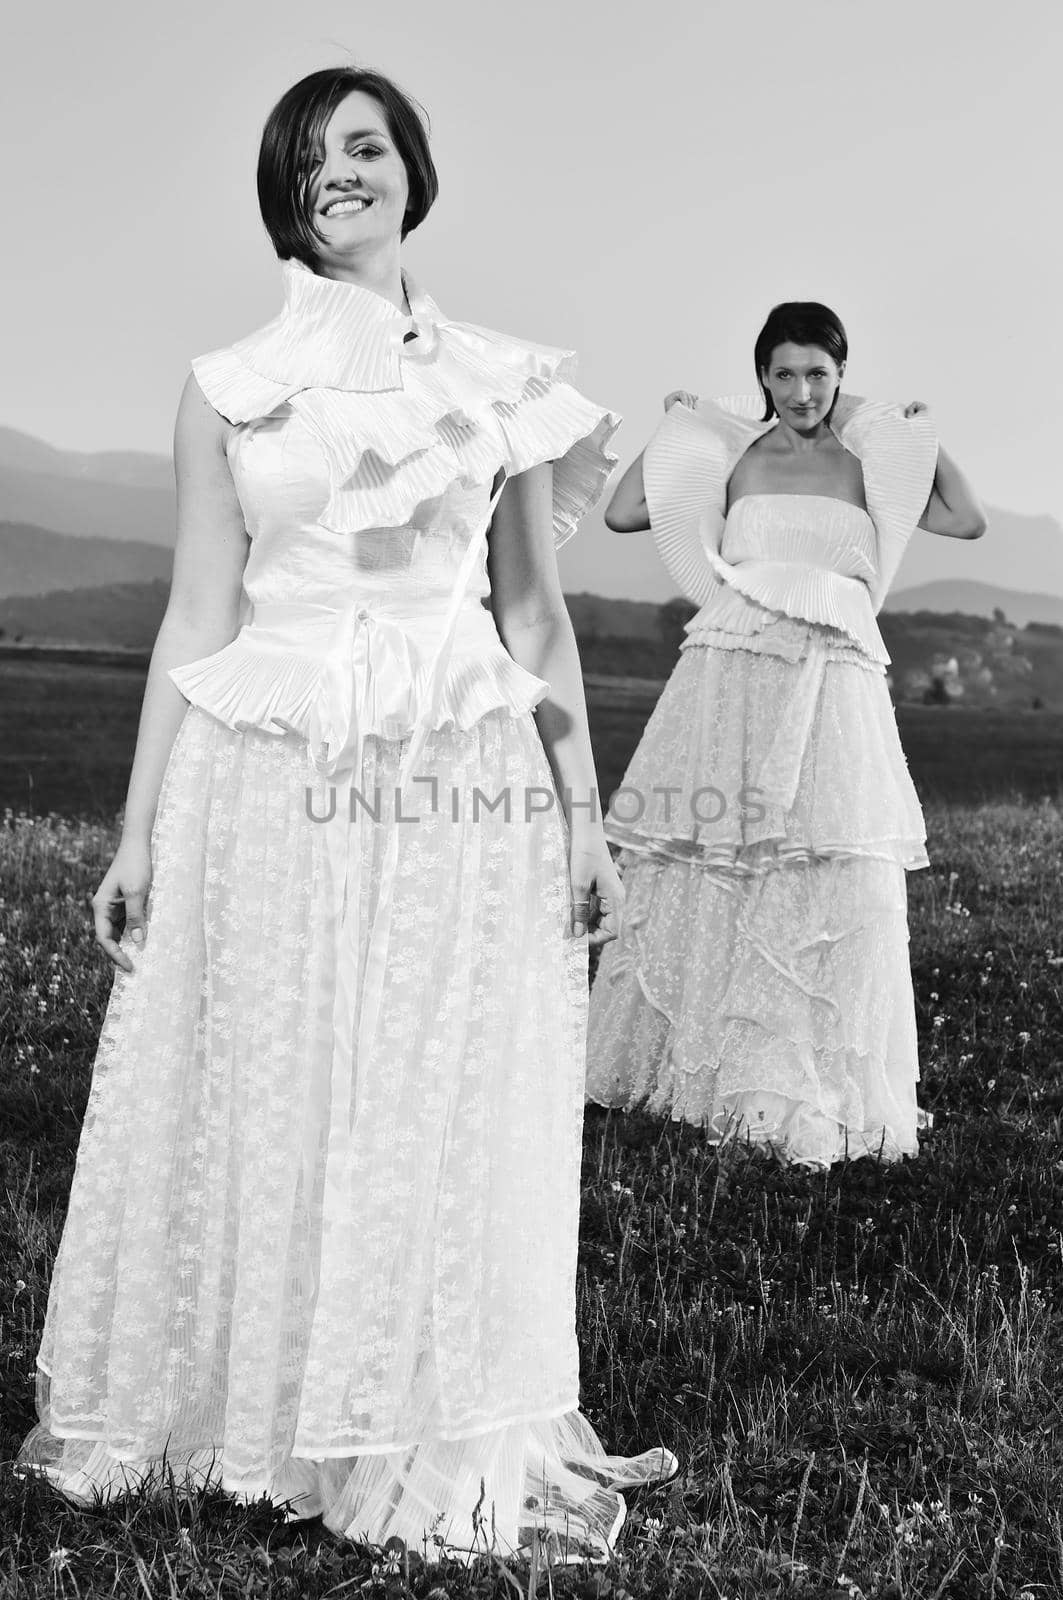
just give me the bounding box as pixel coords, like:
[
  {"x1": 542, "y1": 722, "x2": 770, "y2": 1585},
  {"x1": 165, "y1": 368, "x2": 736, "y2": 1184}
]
[
  {"x1": 585, "y1": 301, "x2": 986, "y2": 1167},
  {"x1": 18, "y1": 67, "x2": 674, "y2": 1562}
]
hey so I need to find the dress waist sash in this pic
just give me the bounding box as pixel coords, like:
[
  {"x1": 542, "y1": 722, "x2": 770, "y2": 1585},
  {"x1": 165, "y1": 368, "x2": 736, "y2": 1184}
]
[{"x1": 247, "y1": 598, "x2": 502, "y2": 771}]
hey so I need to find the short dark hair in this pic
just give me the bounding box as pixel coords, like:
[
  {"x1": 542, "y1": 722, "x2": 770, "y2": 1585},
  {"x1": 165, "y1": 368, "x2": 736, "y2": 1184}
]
[
  {"x1": 257, "y1": 67, "x2": 439, "y2": 266},
  {"x1": 753, "y1": 302, "x2": 848, "y2": 422}
]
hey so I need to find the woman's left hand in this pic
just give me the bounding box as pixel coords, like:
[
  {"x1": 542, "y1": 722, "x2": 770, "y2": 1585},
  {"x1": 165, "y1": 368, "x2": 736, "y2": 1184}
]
[
  {"x1": 567, "y1": 829, "x2": 625, "y2": 945},
  {"x1": 904, "y1": 400, "x2": 929, "y2": 417}
]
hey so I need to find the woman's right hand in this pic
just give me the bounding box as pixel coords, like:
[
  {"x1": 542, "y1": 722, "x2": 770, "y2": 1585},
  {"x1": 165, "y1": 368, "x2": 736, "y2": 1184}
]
[
  {"x1": 664, "y1": 390, "x2": 698, "y2": 413},
  {"x1": 91, "y1": 835, "x2": 153, "y2": 971}
]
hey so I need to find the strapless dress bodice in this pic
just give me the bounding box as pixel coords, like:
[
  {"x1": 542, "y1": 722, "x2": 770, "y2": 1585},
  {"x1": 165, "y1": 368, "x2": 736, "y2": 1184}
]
[
  {"x1": 721, "y1": 493, "x2": 877, "y2": 579},
  {"x1": 684, "y1": 493, "x2": 889, "y2": 664},
  {"x1": 638, "y1": 394, "x2": 939, "y2": 670}
]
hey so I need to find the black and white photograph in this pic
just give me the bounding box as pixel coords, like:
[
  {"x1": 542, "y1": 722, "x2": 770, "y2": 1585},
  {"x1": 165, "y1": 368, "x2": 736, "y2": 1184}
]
[{"x1": 1, "y1": 1, "x2": 1061, "y2": 1594}]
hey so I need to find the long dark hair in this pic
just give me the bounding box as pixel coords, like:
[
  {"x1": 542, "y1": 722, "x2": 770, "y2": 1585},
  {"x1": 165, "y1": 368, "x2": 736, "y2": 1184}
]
[
  {"x1": 257, "y1": 67, "x2": 439, "y2": 267},
  {"x1": 753, "y1": 302, "x2": 848, "y2": 422}
]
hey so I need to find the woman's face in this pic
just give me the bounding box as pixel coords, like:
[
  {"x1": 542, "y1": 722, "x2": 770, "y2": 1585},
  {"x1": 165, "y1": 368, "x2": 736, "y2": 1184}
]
[
  {"x1": 309, "y1": 89, "x2": 410, "y2": 265},
  {"x1": 760, "y1": 342, "x2": 844, "y2": 430}
]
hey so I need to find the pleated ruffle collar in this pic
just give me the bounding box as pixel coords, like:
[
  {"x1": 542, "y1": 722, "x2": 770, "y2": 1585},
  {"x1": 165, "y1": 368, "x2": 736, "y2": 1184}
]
[
  {"x1": 226, "y1": 258, "x2": 447, "y2": 394},
  {"x1": 647, "y1": 393, "x2": 939, "y2": 611}
]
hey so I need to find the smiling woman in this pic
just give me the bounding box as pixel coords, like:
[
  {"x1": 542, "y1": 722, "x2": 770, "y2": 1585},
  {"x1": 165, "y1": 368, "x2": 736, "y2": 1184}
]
[
  {"x1": 16, "y1": 63, "x2": 675, "y2": 1566},
  {"x1": 257, "y1": 69, "x2": 438, "y2": 268}
]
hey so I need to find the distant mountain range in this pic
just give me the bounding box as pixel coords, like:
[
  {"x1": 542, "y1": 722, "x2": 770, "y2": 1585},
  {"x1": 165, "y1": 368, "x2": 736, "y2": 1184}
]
[
  {"x1": 4, "y1": 519, "x2": 1059, "y2": 632},
  {"x1": 0, "y1": 427, "x2": 174, "y2": 490},
  {"x1": 884, "y1": 580, "x2": 1063, "y2": 627},
  {"x1": 0, "y1": 426, "x2": 175, "y2": 546},
  {"x1": 0, "y1": 522, "x2": 172, "y2": 599},
  {"x1": 3, "y1": 421, "x2": 1061, "y2": 591},
  {"x1": 2, "y1": 423, "x2": 1061, "y2": 652}
]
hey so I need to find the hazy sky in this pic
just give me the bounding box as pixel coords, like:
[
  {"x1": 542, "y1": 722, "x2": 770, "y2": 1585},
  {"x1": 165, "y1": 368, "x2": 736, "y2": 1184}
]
[{"x1": 3, "y1": 0, "x2": 1060, "y2": 601}]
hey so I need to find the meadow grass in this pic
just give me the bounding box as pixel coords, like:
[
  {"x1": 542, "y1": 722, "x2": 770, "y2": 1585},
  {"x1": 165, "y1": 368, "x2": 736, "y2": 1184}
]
[{"x1": 1, "y1": 798, "x2": 1061, "y2": 1598}]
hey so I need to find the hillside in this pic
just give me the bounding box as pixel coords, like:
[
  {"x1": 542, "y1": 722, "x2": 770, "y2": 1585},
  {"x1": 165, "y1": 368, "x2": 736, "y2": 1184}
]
[
  {"x1": 0, "y1": 580, "x2": 170, "y2": 651},
  {"x1": 2, "y1": 579, "x2": 1060, "y2": 710},
  {"x1": 885, "y1": 579, "x2": 1063, "y2": 627},
  {"x1": 881, "y1": 610, "x2": 1062, "y2": 709},
  {"x1": 0, "y1": 426, "x2": 174, "y2": 490},
  {"x1": 0, "y1": 426, "x2": 174, "y2": 546},
  {"x1": 563, "y1": 590, "x2": 665, "y2": 640},
  {"x1": 0, "y1": 522, "x2": 172, "y2": 599}
]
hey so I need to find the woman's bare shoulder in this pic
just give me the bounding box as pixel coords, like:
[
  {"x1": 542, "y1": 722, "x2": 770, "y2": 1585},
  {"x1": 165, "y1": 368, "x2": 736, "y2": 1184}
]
[{"x1": 176, "y1": 372, "x2": 234, "y2": 453}]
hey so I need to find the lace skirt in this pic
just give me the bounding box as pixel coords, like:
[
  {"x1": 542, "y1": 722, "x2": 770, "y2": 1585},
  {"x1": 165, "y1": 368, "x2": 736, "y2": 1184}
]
[
  {"x1": 20, "y1": 705, "x2": 673, "y2": 1563},
  {"x1": 585, "y1": 628, "x2": 930, "y2": 1166}
]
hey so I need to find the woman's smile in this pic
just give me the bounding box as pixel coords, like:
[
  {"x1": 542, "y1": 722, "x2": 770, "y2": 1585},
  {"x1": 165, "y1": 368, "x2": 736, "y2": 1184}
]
[{"x1": 321, "y1": 194, "x2": 374, "y2": 217}]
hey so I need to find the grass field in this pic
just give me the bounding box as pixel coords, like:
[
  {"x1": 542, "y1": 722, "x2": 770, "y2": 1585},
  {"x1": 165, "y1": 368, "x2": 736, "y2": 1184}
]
[
  {"x1": 2, "y1": 661, "x2": 1063, "y2": 1596},
  {"x1": 3, "y1": 656, "x2": 1063, "y2": 820}
]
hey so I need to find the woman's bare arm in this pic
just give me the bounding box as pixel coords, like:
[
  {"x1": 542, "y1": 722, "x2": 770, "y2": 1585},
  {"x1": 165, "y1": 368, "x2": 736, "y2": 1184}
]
[
  {"x1": 91, "y1": 376, "x2": 250, "y2": 969},
  {"x1": 604, "y1": 450, "x2": 650, "y2": 531},
  {"x1": 903, "y1": 405, "x2": 987, "y2": 540},
  {"x1": 916, "y1": 444, "x2": 988, "y2": 539},
  {"x1": 486, "y1": 462, "x2": 624, "y2": 943},
  {"x1": 119, "y1": 376, "x2": 251, "y2": 842},
  {"x1": 487, "y1": 464, "x2": 601, "y2": 824}
]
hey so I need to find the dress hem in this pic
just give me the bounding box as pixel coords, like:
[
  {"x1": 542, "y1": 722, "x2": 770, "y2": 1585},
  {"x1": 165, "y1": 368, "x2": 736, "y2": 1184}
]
[
  {"x1": 585, "y1": 1092, "x2": 929, "y2": 1166},
  {"x1": 32, "y1": 1362, "x2": 583, "y2": 1461}
]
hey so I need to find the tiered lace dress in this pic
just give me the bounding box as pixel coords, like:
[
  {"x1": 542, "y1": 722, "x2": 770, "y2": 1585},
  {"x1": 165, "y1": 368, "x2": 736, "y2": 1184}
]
[
  {"x1": 19, "y1": 261, "x2": 675, "y2": 1561},
  {"x1": 585, "y1": 394, "x2": 939, "y2": 1167}
]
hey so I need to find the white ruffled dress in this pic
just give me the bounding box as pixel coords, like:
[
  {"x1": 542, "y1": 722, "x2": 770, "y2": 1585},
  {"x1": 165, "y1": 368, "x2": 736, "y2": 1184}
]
[
  {"x1": 20, "y1": 262, "x2": 674, "y2": 1561},
  {"x1": 584, "y1": 395, "x2": 939, "y2": 1167}
]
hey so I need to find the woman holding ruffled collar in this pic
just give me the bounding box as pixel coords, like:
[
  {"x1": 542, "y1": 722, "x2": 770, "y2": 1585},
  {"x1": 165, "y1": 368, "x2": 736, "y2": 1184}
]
[
  {"x1": 18, "y1": 66, "x2": 675, "y2": 1561},
  {"x1": 585, "y1": 301, "x2": 986, "y2": 1167}
]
